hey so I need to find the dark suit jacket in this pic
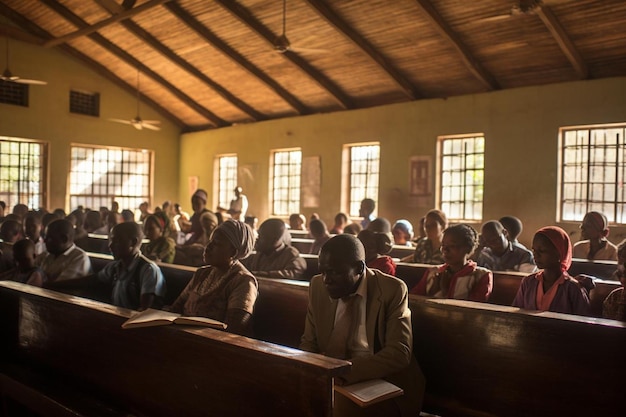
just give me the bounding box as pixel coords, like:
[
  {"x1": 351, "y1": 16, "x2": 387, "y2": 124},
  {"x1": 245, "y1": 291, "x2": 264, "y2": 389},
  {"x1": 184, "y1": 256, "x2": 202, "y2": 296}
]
[{"x1": 300, "y1": 268, "x2": 425, "y2": 416}]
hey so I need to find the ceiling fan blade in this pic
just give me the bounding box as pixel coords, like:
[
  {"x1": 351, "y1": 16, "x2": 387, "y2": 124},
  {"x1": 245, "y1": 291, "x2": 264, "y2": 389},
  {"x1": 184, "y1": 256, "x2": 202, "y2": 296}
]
[
  {"x1": 289, "y1": 46, "x2": 331, "y2": 55},
  {"x1": 13, "y1": 78, "x2": 47, "y2": 85},
  {"x1": 109, "y1": 118, "x2": 133, "y2": 125},
  {"x1": 142, "y1": 123, "x2": 161, "y2": 131},
  {"x1": 141, "y1": 119, "x2": 161, "y2": 124},
  {"x1": 132, "y1": 123, "x2": 143, "y2": 130}
]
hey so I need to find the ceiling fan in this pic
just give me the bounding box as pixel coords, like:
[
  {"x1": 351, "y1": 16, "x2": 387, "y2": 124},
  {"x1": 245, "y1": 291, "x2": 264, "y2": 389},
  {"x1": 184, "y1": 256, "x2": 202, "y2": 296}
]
[
  {"x1": 472, "y1": 0, "x2": 573, "y2": 25},
  {"x1": 1, "y1": 38, "x2": 47, "y2": 85},
  {"x1": 273, "y1": 0, "x2": 328, "y2": 54},
  {"x1": 109, "y1": 71, "x2": 161, "y2": 131}
]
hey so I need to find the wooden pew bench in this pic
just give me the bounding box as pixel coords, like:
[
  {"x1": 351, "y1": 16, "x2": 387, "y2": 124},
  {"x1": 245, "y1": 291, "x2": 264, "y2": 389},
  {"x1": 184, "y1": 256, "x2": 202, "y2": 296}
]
[
  {"x1": 0, "y1": 281, "x2": 349, "y2": 417},
  {"x1": 291, "y1": 237, "x2": 313, "y2": 254}
]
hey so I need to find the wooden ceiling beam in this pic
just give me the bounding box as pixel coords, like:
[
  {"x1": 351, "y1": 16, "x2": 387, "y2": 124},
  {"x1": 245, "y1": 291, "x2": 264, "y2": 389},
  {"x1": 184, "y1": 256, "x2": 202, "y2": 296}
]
[
  {"x1": 164, "y1": 1, "x2": 308, "y2": 115},
  {"x1": 536, "y1": 5, "x2": 588, "y2": 79},
  {"x1": 0, "y1": 24, "x2": 45, "y2": 45},
  {"x1": 304, "y1": 0, "x2": 420, "y2": 100},
  {"x1": 413, "y1": 0, "x2": 499, "y2": 91},
  {"x1": 0, "y1": 3, "x2": 185, "y2": 129},
  {"x1": 214, "y1": 0, "x2": 353, "y2": 110},
  {"x1": 40, "y1": 0, "x2": 227, "y2": 127},
  {"x1": 43, "y1": 0, "x2": 172, "y2": 48}
]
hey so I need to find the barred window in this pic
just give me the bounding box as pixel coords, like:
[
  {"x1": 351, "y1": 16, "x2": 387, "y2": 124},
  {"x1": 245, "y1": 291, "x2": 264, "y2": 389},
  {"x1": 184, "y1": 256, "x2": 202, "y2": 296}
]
[
  {"x1": 69, "y1": 145, "x2": 152, "y2": 211},
  {"x1": 439, "y1": 135, "x2": 484, "y2": 221},
  {"x1": 0, "y1": 137, "x2": 47, "y2": 209},
  {"x1": 560, "y1": 124, "x2": 626, "y2": 223},
  {"x1": 217, "y1": 155, "x2": 237, "y2": 209},
  {"x1": 70, "y1": 90, "x2": 100, "y2": 117},
  {"x1": 347, "y1": 144, "x2": 380, "y2": 217},
  {"x1": 271, "y1": 149, "x2": 301, "y2": 216},
  {"x1": 0, "y1": 81, "x2": 28, "y2": 107}
]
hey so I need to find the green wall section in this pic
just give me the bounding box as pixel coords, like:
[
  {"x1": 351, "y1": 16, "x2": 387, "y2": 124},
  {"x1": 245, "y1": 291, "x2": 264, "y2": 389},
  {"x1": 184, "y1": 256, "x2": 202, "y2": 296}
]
[
  {"x1": 180, "y1": 77, "x2": 626, "y2": 247},
  {"x1": 0, "y1": 40, "x2": 180, "y2": 212}
]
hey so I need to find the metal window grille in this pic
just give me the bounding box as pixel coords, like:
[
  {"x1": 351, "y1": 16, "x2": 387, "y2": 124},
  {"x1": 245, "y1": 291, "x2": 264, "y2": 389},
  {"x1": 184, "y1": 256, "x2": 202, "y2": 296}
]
[
  {"x1": 218, "y1": 155, "x2": 238, "y2": 209},
  {"x1": 69, "y1": 145, "x2": 152, "y2": 211},
  {"x1": 271, "y1": 149, "x2": 301, "y2": 216},
  {"x1": 349, "y1": 144, "x2": 380, "y2": 217},
  {"x1": 69, "y1": 90, "x2": 100, "y2": 117},
  {"x1": 439, "y1": 136, "x2": 485, "y2": 221},
  {"x1": 560, "y1": 125, "x2": 626, "y2": 223},
  {"x1": 0, "y1": 81, "x2": 28, "y2": 107},
  {"x1": 0, "y1": 137, "x2": 47, "y2": 210}
]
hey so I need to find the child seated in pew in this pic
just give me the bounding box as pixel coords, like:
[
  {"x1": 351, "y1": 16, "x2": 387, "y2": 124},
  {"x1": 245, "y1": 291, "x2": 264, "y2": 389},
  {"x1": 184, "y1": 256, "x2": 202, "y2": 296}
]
[
  {"x1": 0, "y1": 219, "x2": 23, "y2": 273},
  {"x1": 392, "y1": 219, "x2": 414, "y2": 246},
  {"x1": 357, "y1": 229, "x2": 396, "y2": 276},
  {"x1": 476, "y1": 220, "x2": 537, "y2": 273},
  {"x1": 572, "y1": 211, "x2": 618, "y2": 261},
  {"x1": 410, "y1": 224, "x2": 493, "y2": 302},
  {"x1": 513, "y1": 226, "x2": 590, "y2": 316},
  {"x1": 309, "y1": 219, "x2": 331, "y2": 255},
  {"x1": 168, "y1": 220, "x2": 257, "y2": 335},
  {"x1": 142, "y1": 213, "x2": 176, "y2": 263},
  {"x1": 0, "y1": 239, "x2": 46, "y2": 287},
  {"x1": 328, "y1": 212, "x2": 348, "y2": 235},
  {"x1": 401, "y1": 209, "x2": 447, "y2": 265},
  {"x1": 47, "y1": 222, "x2": 166, "y2": 311}
]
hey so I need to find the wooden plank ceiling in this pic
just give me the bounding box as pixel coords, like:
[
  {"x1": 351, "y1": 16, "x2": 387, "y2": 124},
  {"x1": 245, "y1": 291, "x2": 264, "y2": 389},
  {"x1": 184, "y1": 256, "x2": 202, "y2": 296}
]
[{"x1": 0, "y1": 0, "x2": 625, "y2": 132}]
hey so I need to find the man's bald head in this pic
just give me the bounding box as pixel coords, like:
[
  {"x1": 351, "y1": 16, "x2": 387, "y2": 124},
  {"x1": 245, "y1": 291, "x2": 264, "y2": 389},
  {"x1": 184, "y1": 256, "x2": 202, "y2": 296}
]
[
  {"x1": 319, "y1": 234, "x2": 366, "y2": 299},
  {"x1": 256, "y1": 218, "x2": 288, "y2": 254},
  {"x1": 320, "y1": 234, "x2": 365, "y2": 264}
]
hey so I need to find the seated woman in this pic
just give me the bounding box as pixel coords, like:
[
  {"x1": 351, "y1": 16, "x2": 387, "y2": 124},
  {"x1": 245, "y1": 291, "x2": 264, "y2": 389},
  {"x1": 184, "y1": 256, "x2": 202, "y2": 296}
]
[
  {"x1": 392, "y1": 219, "x2": 414, "y2": 246},
  {"x1": 357, "y1": 229, "x2": 396, "y2": 276},
  {"x1": 142, "y1": 213, "x2": 176, "y2": 264},
  {"x1": 402, "y1": 209, "x2": 447, "y2": 264},
  {"x1": 169, "y1": 220, "x2": 257, "y2": 335},
  {"x1": 410, "y1": 224, "x2": 492, "y2": 302},
  {"x1": 513, "y1": 226, "x2": 590, "y2": 316},
  {"x1": 572, "y1": 211, "x2": 618, "y2": 261}
]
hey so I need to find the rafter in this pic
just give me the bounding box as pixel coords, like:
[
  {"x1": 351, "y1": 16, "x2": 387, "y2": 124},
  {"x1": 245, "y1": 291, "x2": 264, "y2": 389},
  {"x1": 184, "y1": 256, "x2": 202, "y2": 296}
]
[
  {"x1": 413, "y1": 0, "x2": 498, "y2": 91},
  {"x1": 0, "y1": 2, "x2": 184, "y2": 129},
  {"x1": 93, "y1": 0, "x2": 265, "y2": 121},
  {"x1": 536, "y1": 5, "x2": 588, "y2": 79},
  {"x1": 164, "y1": 2, "x2": 308, "y2": 115},
  {"x1": 214, "y1": 0, "x2": 353, "y2": 110},
  {"x1": 304, "y1": 0, "x2": 420, "y2": 100},
  {"x1": 43, "y1": 0, "x2": 172, "y2": 48},
  {"x1": 0, "y1": 24, "x2": 44, "y2": 45},
  {"x1": 40, "y1": 0, "x2": 227, "y2": 127}
]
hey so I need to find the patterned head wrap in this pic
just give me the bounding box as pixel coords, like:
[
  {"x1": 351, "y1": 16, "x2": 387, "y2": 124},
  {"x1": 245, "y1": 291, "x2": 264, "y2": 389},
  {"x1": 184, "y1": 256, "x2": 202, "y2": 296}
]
[
  {"x1": 584, "y1": 211, "x2": 609, "y2": 237},
  {"x1": 216, "y1": 219, "x2": 255, "y2": 260},
  {"x1": 146, "y1": 214, "x2": 167, "y2": 236},
  {"x1": 535, "y1": 226, "x2": 572, "y2": 272}
]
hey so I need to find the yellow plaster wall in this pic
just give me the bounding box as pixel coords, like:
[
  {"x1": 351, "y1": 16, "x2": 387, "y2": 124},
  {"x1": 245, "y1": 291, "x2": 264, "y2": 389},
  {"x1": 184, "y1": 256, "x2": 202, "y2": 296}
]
[
  {"x1": 0, "y1": 40, "x2": 180, "y2": 212},
  {"x1": 180, "y1": 77, "x2": 626, "y2": 248}
]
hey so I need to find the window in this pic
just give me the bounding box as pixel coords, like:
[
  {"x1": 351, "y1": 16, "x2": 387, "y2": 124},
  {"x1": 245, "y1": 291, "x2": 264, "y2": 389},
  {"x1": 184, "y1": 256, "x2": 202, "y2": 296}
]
[
  {"x1": 0, "y1": 137, "x2": 47, "y2": 209},
  {"x1": 70, "y1": 90, "x2": 100, "y2": 117},
  {"x1": 69, "y1": 145, "x2": 152, "y2": 211},
  {"x1": 559, "y1": 124, "x2": 626, "y2": 223},
  {"x1": 346, "y1": 144, "x2": 380, "y2": 217},
  {"x1": 217, "y1": 155, "x2": 237, "y2": 209},
  {"x1": 0, "y1": 81, "x2": 28, "y2": 107},
  {"x1": 439, "y1": 135, "x2": 484, "y2": 221},
  {"x1": 271, "y1": 149, "x2": 301, "y2": 216}
]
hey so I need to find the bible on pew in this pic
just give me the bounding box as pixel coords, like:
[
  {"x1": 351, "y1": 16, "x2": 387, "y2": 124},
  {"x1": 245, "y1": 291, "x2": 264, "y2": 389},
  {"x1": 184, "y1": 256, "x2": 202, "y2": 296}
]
[
  {"x1": 334, "y1": 379, "x2": 403, "y2": 407},
  {"x1": 121, "y1": 309, "x2": 227, "y2": 330}
]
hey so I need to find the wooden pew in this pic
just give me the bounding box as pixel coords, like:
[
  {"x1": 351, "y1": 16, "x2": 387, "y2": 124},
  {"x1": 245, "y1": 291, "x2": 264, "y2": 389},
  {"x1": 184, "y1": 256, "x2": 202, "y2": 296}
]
[
  {"x1": 569, "y1": 258, "x2": 617, "y2": 280},
  {"x1": 0, "y1": 281, "x2": 349, "y2": 417},
  {"x1": 291, "y1": 237, "x2": 313, "y2": 254},
  {"x1": 388, "y1": 244, "x2": 415, "y2": 260},
  {"x1": 409, "y1": 296, "x2": 626, "y2": 417}
]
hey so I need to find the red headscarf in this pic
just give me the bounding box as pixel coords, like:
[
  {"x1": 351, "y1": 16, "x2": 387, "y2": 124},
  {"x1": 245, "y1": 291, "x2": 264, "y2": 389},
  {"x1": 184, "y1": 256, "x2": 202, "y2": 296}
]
[{"x1": 535, "y1": 226, "x2": 572, "y2": 272}]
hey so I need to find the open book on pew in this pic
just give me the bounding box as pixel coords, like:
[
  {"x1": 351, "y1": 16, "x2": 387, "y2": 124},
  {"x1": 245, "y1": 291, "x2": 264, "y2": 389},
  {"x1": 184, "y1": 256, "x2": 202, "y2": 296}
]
[
  {"x1": 334, "y1": 378, "x2": 403, "y2": 407},
  {"x1": 121, "y1": 308, "x2": 227, "y2": 330}
]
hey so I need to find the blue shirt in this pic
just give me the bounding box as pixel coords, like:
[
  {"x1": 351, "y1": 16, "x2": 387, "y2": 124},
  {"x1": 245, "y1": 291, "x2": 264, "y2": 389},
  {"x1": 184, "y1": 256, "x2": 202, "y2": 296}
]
[{"x1": 97, "y1": 253, "x2": 166, "y2": 309}]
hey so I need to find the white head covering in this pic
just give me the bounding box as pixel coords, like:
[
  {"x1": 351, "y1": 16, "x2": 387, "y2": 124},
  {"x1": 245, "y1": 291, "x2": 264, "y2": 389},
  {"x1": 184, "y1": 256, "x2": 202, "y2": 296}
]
[{"x1": 217, "y1": 219, "x2": 255, "y2": 260}]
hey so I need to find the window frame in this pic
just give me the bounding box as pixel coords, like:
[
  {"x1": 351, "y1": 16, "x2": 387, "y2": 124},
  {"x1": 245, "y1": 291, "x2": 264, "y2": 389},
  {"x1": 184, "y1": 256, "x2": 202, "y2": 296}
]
[
  {"x1": 270, "y1": 148, "x2": 302, "y2": 217},
  {"x1": 215, "y1": 154, "x2": 238, "y2": 211},
  {"x1": 67, "y1": 143, "x2": 153, "y2": 212},
  {"x1": 557, "y1": 123, "x2": 626, "y2": 224},
  {"x1": 342, "y1": 142, "x2": 380, "y2": 218},
  {"x1": 0, "y1": 136, "x2": 48, "y2": 210},
  {"x1": 437, "y1": 133, "x2": 485, "y2": 222}
]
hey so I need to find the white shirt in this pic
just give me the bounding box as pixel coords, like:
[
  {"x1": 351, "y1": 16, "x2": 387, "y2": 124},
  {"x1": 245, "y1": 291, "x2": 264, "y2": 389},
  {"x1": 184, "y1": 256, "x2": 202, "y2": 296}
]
[
  {"x1": 334, "y1": 272, "x2": 370, "y2": 357},
  {"x1": 36, "y1": 244, "x2": 93, "y2": 282}
]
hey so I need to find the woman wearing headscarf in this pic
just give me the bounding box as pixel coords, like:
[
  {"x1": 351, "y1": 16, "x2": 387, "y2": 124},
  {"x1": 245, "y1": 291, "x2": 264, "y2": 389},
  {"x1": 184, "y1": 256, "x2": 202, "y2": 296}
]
[
  {"x1": 572, "y1": 211, "x2": 618, "y2": 261},
  {"x1": 169, "y1": 219, "x2": 258, "y2": 335},
  {"x1": 142, "y1": 213, "x2": 176, "y2": 263},
  {"x1": 513, "y1": 226, "x2": 590, "y2": 316}
]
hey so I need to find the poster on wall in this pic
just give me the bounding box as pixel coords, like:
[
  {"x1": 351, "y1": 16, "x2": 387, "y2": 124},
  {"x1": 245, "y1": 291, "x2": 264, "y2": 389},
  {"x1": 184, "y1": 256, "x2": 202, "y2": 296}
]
[
  {"x1": 408, "y1": 156, "x2": 432, "y2": 206},
  {"x1": 302, "y1": 156, "x2": 321, "y2": 208},
  {"x1": 188, "y1": 176, "x2": 199, "y2": 197}
]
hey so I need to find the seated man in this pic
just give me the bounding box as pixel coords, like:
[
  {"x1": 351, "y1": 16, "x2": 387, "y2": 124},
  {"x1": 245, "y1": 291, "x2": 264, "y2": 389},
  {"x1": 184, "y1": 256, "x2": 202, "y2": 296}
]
[
  {"x1": 243, "y1": 218, "x2": 306, "y2": 279},
  {"x1": 476, "y1": 220, "x2": 537, "y2": 273},
  {"x1": 49, "y1": 222, "x2": 166, "y2": 311},
  {"x1": 499, "y1": 215, "x2": 526, "y2": 249},
  {"x1": 36, "y1": 219, "x2": 92, "y2": 282},
  {"x1": 359, "y1": 198, "x2": 376, "y2": 229},
  {"x1": 300, "y1": 234, "x2": 424, "y2": 417},
  {"x1": 0, "y1": 219, "x2": 23, "y2": 273}
]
